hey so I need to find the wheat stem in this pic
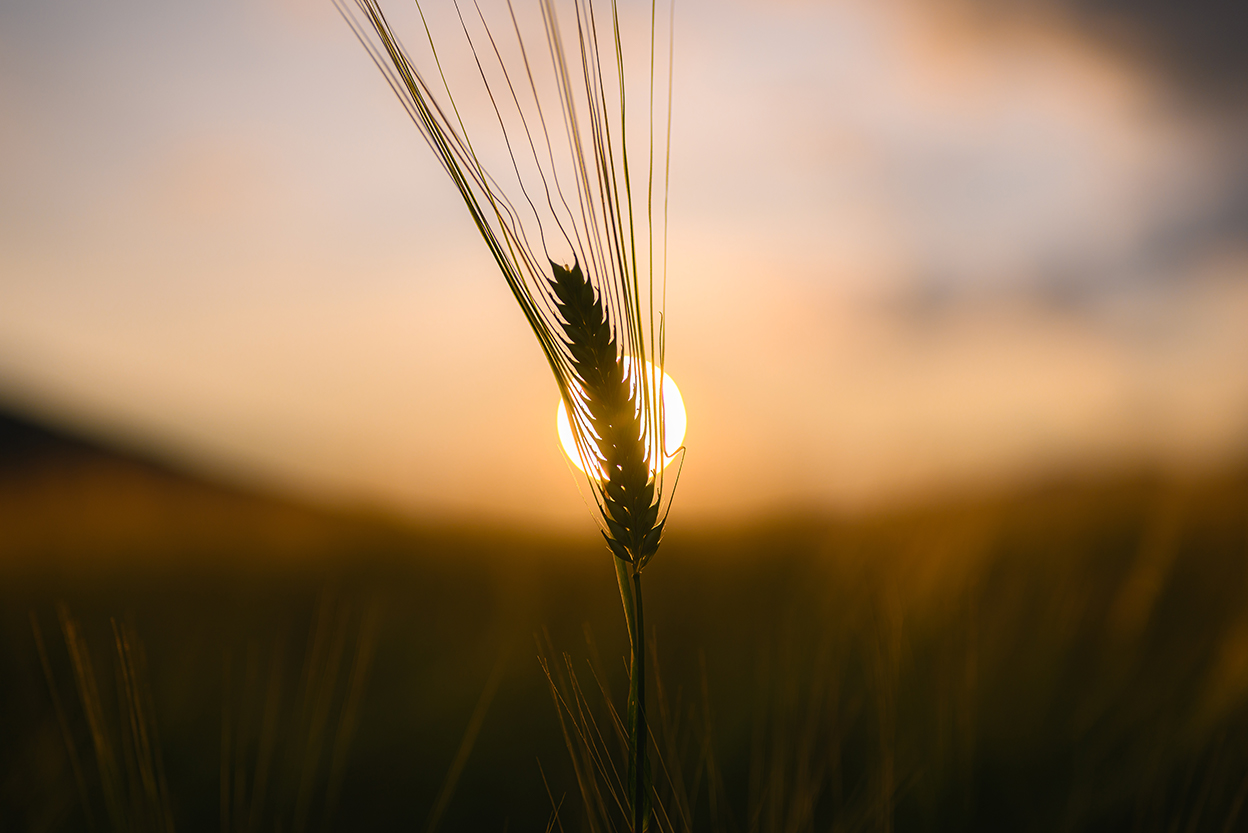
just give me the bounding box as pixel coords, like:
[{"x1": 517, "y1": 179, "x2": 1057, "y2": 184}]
[
  {"x1": 630, "y1": 568, "x2": 647, "y2": 833},
  {"x1": 341, "y1": 5, "x2": 675, "y2": 827}
]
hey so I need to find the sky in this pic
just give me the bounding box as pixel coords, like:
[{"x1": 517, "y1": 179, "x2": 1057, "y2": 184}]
[{"x1": 1, "y1": 0, "x2": 1246, "y2": 530}]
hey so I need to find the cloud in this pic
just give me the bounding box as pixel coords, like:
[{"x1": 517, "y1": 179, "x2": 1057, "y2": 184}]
[{"x1": 1036, "y1": 0, "x2": 1248, "y2": 102}]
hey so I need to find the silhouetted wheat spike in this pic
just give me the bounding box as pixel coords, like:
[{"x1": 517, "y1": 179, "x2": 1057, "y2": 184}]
[
  {"x1": 549, "y1": 260, "x2": 662, "y2": 568},
  {"x1": 340, "y1": 2, "x2": 678, "y2": 828},
  {"x1": 551, "y1": 258, "x2": 655, "y2": 831}
]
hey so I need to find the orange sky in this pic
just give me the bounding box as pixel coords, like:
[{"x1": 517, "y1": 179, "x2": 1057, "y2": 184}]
[{"x1": 1, "y1": 0, "x2": 1246, "y2": 529}]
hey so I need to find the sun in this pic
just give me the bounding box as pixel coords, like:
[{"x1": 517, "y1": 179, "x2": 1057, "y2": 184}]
[{"x1": 557, "y1": 359, "x2": 686, "y2": 477}]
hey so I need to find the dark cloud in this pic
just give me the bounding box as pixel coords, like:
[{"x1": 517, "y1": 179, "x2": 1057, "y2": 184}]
[
  {"x1": 1133, "y1": 167, "x2": 1248, "y2": 273},
  {"x1": 1073, "y1": 0, "x2": 1248, "y2": 102},
  {"x1": 885, "y1": 160, "x2": 1248, "y2": 325},
  {"x1": 973, "y1": 0, "x2": 1248, "y2": 105}
]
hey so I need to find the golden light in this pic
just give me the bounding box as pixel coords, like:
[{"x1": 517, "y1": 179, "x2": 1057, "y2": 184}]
[{"x1": 557, "y1": 358, "x2": 686, "y2": 477}]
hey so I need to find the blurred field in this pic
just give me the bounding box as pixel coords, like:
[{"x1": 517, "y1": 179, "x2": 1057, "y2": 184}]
[{"x1": 3, "y1": 409, "x2": 1248, "y2": 832}]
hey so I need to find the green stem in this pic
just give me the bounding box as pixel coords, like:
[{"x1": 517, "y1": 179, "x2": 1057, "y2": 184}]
[
  {"x1": 614, "y1": 556, "x2": 636, "y2": 648},
  {"x1": 632, "y1": 567, "x2": 646, "y2": 833}
]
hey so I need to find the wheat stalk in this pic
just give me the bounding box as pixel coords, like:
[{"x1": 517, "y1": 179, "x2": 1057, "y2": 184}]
[{"x1": 339, "y1": 1, "x2": 678, "y2": 828}]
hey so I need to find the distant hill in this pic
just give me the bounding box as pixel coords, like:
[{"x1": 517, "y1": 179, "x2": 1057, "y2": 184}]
[
  {"x1": 0, "y1": 406, "x2": 443, "y2": 570},
  {"x1": 3, "y1": 401, "x2": 1244, "y2": 573}
]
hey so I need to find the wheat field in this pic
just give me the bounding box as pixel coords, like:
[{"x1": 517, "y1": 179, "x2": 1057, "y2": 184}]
[{"x1": 2, "y1": 411, "x2": 1247, "y2": 831}]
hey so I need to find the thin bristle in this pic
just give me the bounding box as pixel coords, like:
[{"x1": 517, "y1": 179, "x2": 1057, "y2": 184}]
[{"x1": 338, "y1": 0, "x2": 678, "y2": 518}]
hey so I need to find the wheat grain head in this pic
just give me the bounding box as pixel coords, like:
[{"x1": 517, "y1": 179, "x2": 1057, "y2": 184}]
[{"x1": 339, "y1": 0, "x2": 679, "y2": 572}]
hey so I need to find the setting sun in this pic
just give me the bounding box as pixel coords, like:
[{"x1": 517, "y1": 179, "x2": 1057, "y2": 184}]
[{"x1": 556, "y1": 358, "x2": 686, "y2": 478}]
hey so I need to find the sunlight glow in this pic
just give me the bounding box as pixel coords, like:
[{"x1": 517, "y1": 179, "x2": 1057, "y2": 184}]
[{"x1": 557, "y1": 359, "x2": 686, "y2": 477}]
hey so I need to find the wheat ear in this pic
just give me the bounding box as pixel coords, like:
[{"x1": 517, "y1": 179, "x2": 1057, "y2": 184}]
[
  {"x1": 550, "y1": 257, "x2": 655, "y2": 831},
  {"x1": 339, "y1": 3, "x2": 677, "y2": 828},
  {"x1": 550, "y1": 260, "x2": 663, "y2": 567}
]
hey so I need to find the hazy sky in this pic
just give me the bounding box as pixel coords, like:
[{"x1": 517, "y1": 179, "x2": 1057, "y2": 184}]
[{"x1": 2, "y1": 0, "x2": 1246, "y2": 529}]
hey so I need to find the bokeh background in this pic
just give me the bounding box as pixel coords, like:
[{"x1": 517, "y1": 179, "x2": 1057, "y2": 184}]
[{"x1": 2, "y1": 1, "x2": 1247, "y2": 831}]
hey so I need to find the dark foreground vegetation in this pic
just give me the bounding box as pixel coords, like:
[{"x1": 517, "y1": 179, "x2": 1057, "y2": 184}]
[{"x1": 2, "y1": 410, "x2": 1248, "y2": 832}]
